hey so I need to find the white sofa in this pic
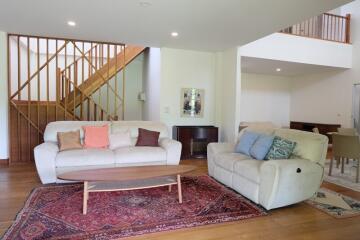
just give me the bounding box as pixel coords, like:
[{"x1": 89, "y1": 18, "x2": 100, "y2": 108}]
[
  {"x1": 34, "y1": 121, "x2": 182, "y2": 184},
  {"x1": 208, "y1": 127, "x2": 328, "y2": 210}
]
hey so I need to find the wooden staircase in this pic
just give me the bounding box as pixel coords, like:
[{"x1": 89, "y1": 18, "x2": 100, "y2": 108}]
[
  {"x1": 62, "y1": 45, "x2": 146, "y2": 111},
  {"x1": 8, "y1": 34, "x2": 146, "y2": 163}
]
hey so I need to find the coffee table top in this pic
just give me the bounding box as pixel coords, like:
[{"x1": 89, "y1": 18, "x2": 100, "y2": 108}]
[{"x1": 58, "y1": 165, "x2": 197, "y2": 182}]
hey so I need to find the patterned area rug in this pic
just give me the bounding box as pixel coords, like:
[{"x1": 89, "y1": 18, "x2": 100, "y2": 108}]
[
  {"x1": 2, "y1": 176, "x2": 267, "y2": 240},
  {"x1": 306, "y1": 188, "x2": 360, "y2": 218},
  {"x1": 324, "y1": 159, "x2": 360, "y2": 192}
]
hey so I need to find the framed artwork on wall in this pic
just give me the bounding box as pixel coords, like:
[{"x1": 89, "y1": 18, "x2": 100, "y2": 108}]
[{"x1": 181, "y1": 88, "x2": 204, "y2": 118}]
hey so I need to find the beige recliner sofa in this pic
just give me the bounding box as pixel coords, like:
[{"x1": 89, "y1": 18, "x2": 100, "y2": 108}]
[{"x1": 207, "y1": 127, "x2": 328, "y2": 210}]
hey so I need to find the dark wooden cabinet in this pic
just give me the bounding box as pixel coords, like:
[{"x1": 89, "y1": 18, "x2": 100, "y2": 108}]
[
  {"x1": 173, "y1": 126, "x2": 218, "y2": 160},
  {"x1": 290, "y1": 121, "x2": 341, "y2": 143}
]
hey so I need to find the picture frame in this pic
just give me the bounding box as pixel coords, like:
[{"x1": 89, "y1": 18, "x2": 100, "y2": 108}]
[{"x1": 180, "y1": 88, "x2": 204, "y2": 118}]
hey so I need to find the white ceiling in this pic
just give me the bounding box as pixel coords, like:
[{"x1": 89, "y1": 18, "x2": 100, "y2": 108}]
[
  {"x1": 0, "y1": 0, "x2": 352, "y2": 51},
  {"x1": 241, "y1": 57, "x2": 347, "y2": 77}
]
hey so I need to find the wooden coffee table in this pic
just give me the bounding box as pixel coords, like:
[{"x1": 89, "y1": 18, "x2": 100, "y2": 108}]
[{"x1": 58, "y1": 165, "x2": 197, "y2": 214}]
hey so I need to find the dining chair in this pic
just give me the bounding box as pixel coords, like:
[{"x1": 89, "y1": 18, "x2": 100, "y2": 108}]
[
  {"x1": 312, "y1": 127, "x2": 320, "y2": 133},
  {"x1": 330, "y1": 134, "x2": 360, "y2": 183},
  {"x1": 337, "y1": 128, "x2": 358, "y2": 136}
]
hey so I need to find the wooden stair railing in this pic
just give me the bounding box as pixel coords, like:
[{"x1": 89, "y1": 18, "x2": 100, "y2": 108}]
[
  {"x1": 63, "y1": 44, "x2": 146, "y2": 111},
  {"x1": 57, "y1": 68, "x2": 115, "y2": 121},
  {"x1": 8, "y1": 34, "x2": 143, "y2": 163},
  {"x1": 280, "y1": 13, "x2": 351, "y2": 44}
]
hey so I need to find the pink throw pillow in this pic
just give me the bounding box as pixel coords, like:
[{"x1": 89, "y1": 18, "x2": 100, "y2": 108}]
[{"x1": 83, "y1": 125, "x2": 109, "y2": 148}]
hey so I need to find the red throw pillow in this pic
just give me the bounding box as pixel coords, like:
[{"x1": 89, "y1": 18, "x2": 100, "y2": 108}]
[
  {"x1": 135, "y1": 128, "x2": 160, "y2": 147},
  {"x1": 83, "y1": 125, "x2": 109, "y2": 148}
]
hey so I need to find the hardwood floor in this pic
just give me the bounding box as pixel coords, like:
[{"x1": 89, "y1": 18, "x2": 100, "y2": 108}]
[{"x1": 1, "y1": 159, "x2": 360, "y2": 239}]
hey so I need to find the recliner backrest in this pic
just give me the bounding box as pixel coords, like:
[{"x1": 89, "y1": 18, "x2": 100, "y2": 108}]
[{"x1": 238, "y1": 127, "x2": 329, "y2": 166}]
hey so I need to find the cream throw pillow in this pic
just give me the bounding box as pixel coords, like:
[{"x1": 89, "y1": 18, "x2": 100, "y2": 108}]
[
  {"x1": 109, "y1": 131, "x2": 132, "y2": 150},
  {"x1": 57, "y1": 130, "x2": 83, "y2": 151}
]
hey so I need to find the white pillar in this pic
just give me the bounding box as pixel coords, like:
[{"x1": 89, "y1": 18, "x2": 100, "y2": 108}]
[{"x1": 0, "y1": 31, "x2": 9, "y2": 160}]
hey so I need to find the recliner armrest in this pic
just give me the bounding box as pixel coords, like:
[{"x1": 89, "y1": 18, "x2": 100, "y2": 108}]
[
  {"x1": 34, "y1": 142, "x2": 59, "y2": 184},
  {"x1": 159, "y1": 138, "x2": 182, "y2": 165},
  {"x1": 259, "y1": 159, "x2": 323, "y2": 210}
]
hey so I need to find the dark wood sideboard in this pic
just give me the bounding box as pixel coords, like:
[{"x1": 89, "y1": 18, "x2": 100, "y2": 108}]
[
  {"x1": 173, "y1": 126, "x2": 218, "y2": 160},
  {"x1": 290, "y1": 121, "x2": 341, "y2": 143}
]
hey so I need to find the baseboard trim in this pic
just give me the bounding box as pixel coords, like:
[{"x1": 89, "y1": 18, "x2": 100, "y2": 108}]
[{"x1": 0, "y1": 159, "x2": 9, "y2": 166}]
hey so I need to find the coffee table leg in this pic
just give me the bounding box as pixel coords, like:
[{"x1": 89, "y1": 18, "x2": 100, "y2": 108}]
[
  {"x1": 177, "y1": 174, "x2": 182, "y2": 203},
  {"x1": 83, "y1": 181, "x2": 88, "y2": 215},
  {"x1": 168, "y1": 185, "x2": 172, "y2": 192}
]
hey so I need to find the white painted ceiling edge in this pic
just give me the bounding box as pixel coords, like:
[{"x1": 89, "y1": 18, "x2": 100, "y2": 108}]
[
  {"x1": 241, "y1": 57, "x2": 347, "y2": 77},
  {"x1": 0, "y1": 0, "x2": 353, "y2": 51}
]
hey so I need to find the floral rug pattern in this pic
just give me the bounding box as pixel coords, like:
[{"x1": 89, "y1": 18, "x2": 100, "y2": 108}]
[{"x1": 2, "y1": 176, "x2": 267, "y2": 240}]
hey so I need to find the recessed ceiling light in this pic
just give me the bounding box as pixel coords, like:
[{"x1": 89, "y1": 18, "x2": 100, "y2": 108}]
[
  {"x1": 276, "y1": 68, "x2": 282, "y2": 72},
  {"x1": 171, "y1": 32, "x2": 179, "y2": 37},
  {"x1": 139, "y1": 1, "x2": 152, "y2": 7},
  {"x1": 67, "y1": 21, "x2": 76, "y2": 27}
]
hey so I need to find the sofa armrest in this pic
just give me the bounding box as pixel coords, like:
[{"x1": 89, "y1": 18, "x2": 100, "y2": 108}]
[
  {"x1": 34, "y1": 142, "x2": 59, "y2": 184},
  {"x1": 207, "y1": 142, "x2": 235, "y2": 156},
  {"x1": 159, "y1": 138, "x2": 182, "y2": 165},
  {"x1": 259, "y1": 159, "x2": 323, "y2": 210},
  {"x1": 207, "y1": 142, "x2": 235, "y2": 176}
]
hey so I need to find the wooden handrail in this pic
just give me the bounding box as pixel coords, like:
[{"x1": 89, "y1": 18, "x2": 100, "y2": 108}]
[
  {"x1": 61, "y1": 42, "x2": 102, "y2": 75},
  {"x1": 59, "y1": 69, "x2": 115, "y2": 120},
  {"x1": 323, "y1": 12, "x2": 347, "y2": 19},
  {"x1": 280, "y1": 13, "x2": 351, "y2": 44},
  {"x1": 71, "y1": 42, "x2": 124, "y2": 102}
]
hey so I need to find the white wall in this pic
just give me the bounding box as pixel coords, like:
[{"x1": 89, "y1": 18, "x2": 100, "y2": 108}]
[
  {"x1": 215, "y1": 47, "x2": 242, "y2": 142},
  {"x1": 241, "y1": 73, "x2": 291, "y2": 128},
  {"x1": 160, "y1": 48, "x2": 216, "y2": 136},
  {"x1": 290, "y1": 70, "x2": 352, "y2": 127},
  {"x1": 0, "y1": 31, "x2": 9, "y2": 160},
  {"x1": 142, "y1": 47, "x2": 161, "y2": 121},
  {"x1": 124, "y1": 58, "x2": 143, "y2": 120},
  {"x1": 289, "y1": 0, "x2": 360, "y2": 128},
  {"x1": 240, "y1": 33, "x2": 353, "y2": 69}
]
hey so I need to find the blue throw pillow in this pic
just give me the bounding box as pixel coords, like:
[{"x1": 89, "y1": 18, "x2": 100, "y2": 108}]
[
  {"x1": 235, "y1": 131, "x2": 260, "y2": 156},
  {"x1": 250, "y1": 134, "x2": 275, "y2": 160}
]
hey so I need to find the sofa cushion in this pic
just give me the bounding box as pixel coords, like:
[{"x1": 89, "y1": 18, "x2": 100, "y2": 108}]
[
  {"x1": 83, "y1": 125, "x2": 110, "y2": 148},
  {"x1": 109, "y1": 131, "x2": 132, "y2": 150},
  {"x1": 111, "y1": 121, "x2": 169, "y2": 139},
  {"x1": 135, "y1": 128, "x2": 160, "y2": 147},
  {"x1": 57, "y1": 130, "x2": 82, "y2": 152},
  {"x1": 234, "y1": 160, "x2": 263, "y2": 184},
  {"x1": 250, "y1": 134, "x2": 274, "y2": 160},
  {"x1": 214, "y1": 152, "x2": 250, "y2": 171},
  {"x1": 265, "y1": 136, "x2": 296, "y2": 160},
  {"x1": 56, "y1": 148, "x2": 115, "y2": 167},
  {"x1": 235, "y1": 131, "x2": 260, "y2": 156},
  {"x1": 114, "y1": 146, "x2": 166, "y2": 164},
  {"x1": 44, "y1": 121, "x2": 110, "y2": 143},
  {"x1": 274, "y1": 128, "x2": 328, "y2": 166}
]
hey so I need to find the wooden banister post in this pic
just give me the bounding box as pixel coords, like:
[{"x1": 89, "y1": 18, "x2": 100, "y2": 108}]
[
  {"x1": 345, "y1": 14, "x2": 351, "y2": 44},
  {"x1": 56, "y1": 68, "x2": 61, "y2": 103}
]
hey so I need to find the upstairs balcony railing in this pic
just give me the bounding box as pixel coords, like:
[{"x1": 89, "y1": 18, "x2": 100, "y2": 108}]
[{"x1": 280, "y1": 13, "x2": 351, "y2": 44}]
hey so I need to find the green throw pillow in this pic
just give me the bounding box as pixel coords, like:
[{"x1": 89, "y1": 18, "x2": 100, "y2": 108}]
[{"x1": 265, "y1": 136, "x2": 296, "y2": 160}]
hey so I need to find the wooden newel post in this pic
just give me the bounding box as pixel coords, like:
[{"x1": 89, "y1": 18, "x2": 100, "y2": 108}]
[{"x1": 345, "y1": 14, "x2": 351, "y2": 44}]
